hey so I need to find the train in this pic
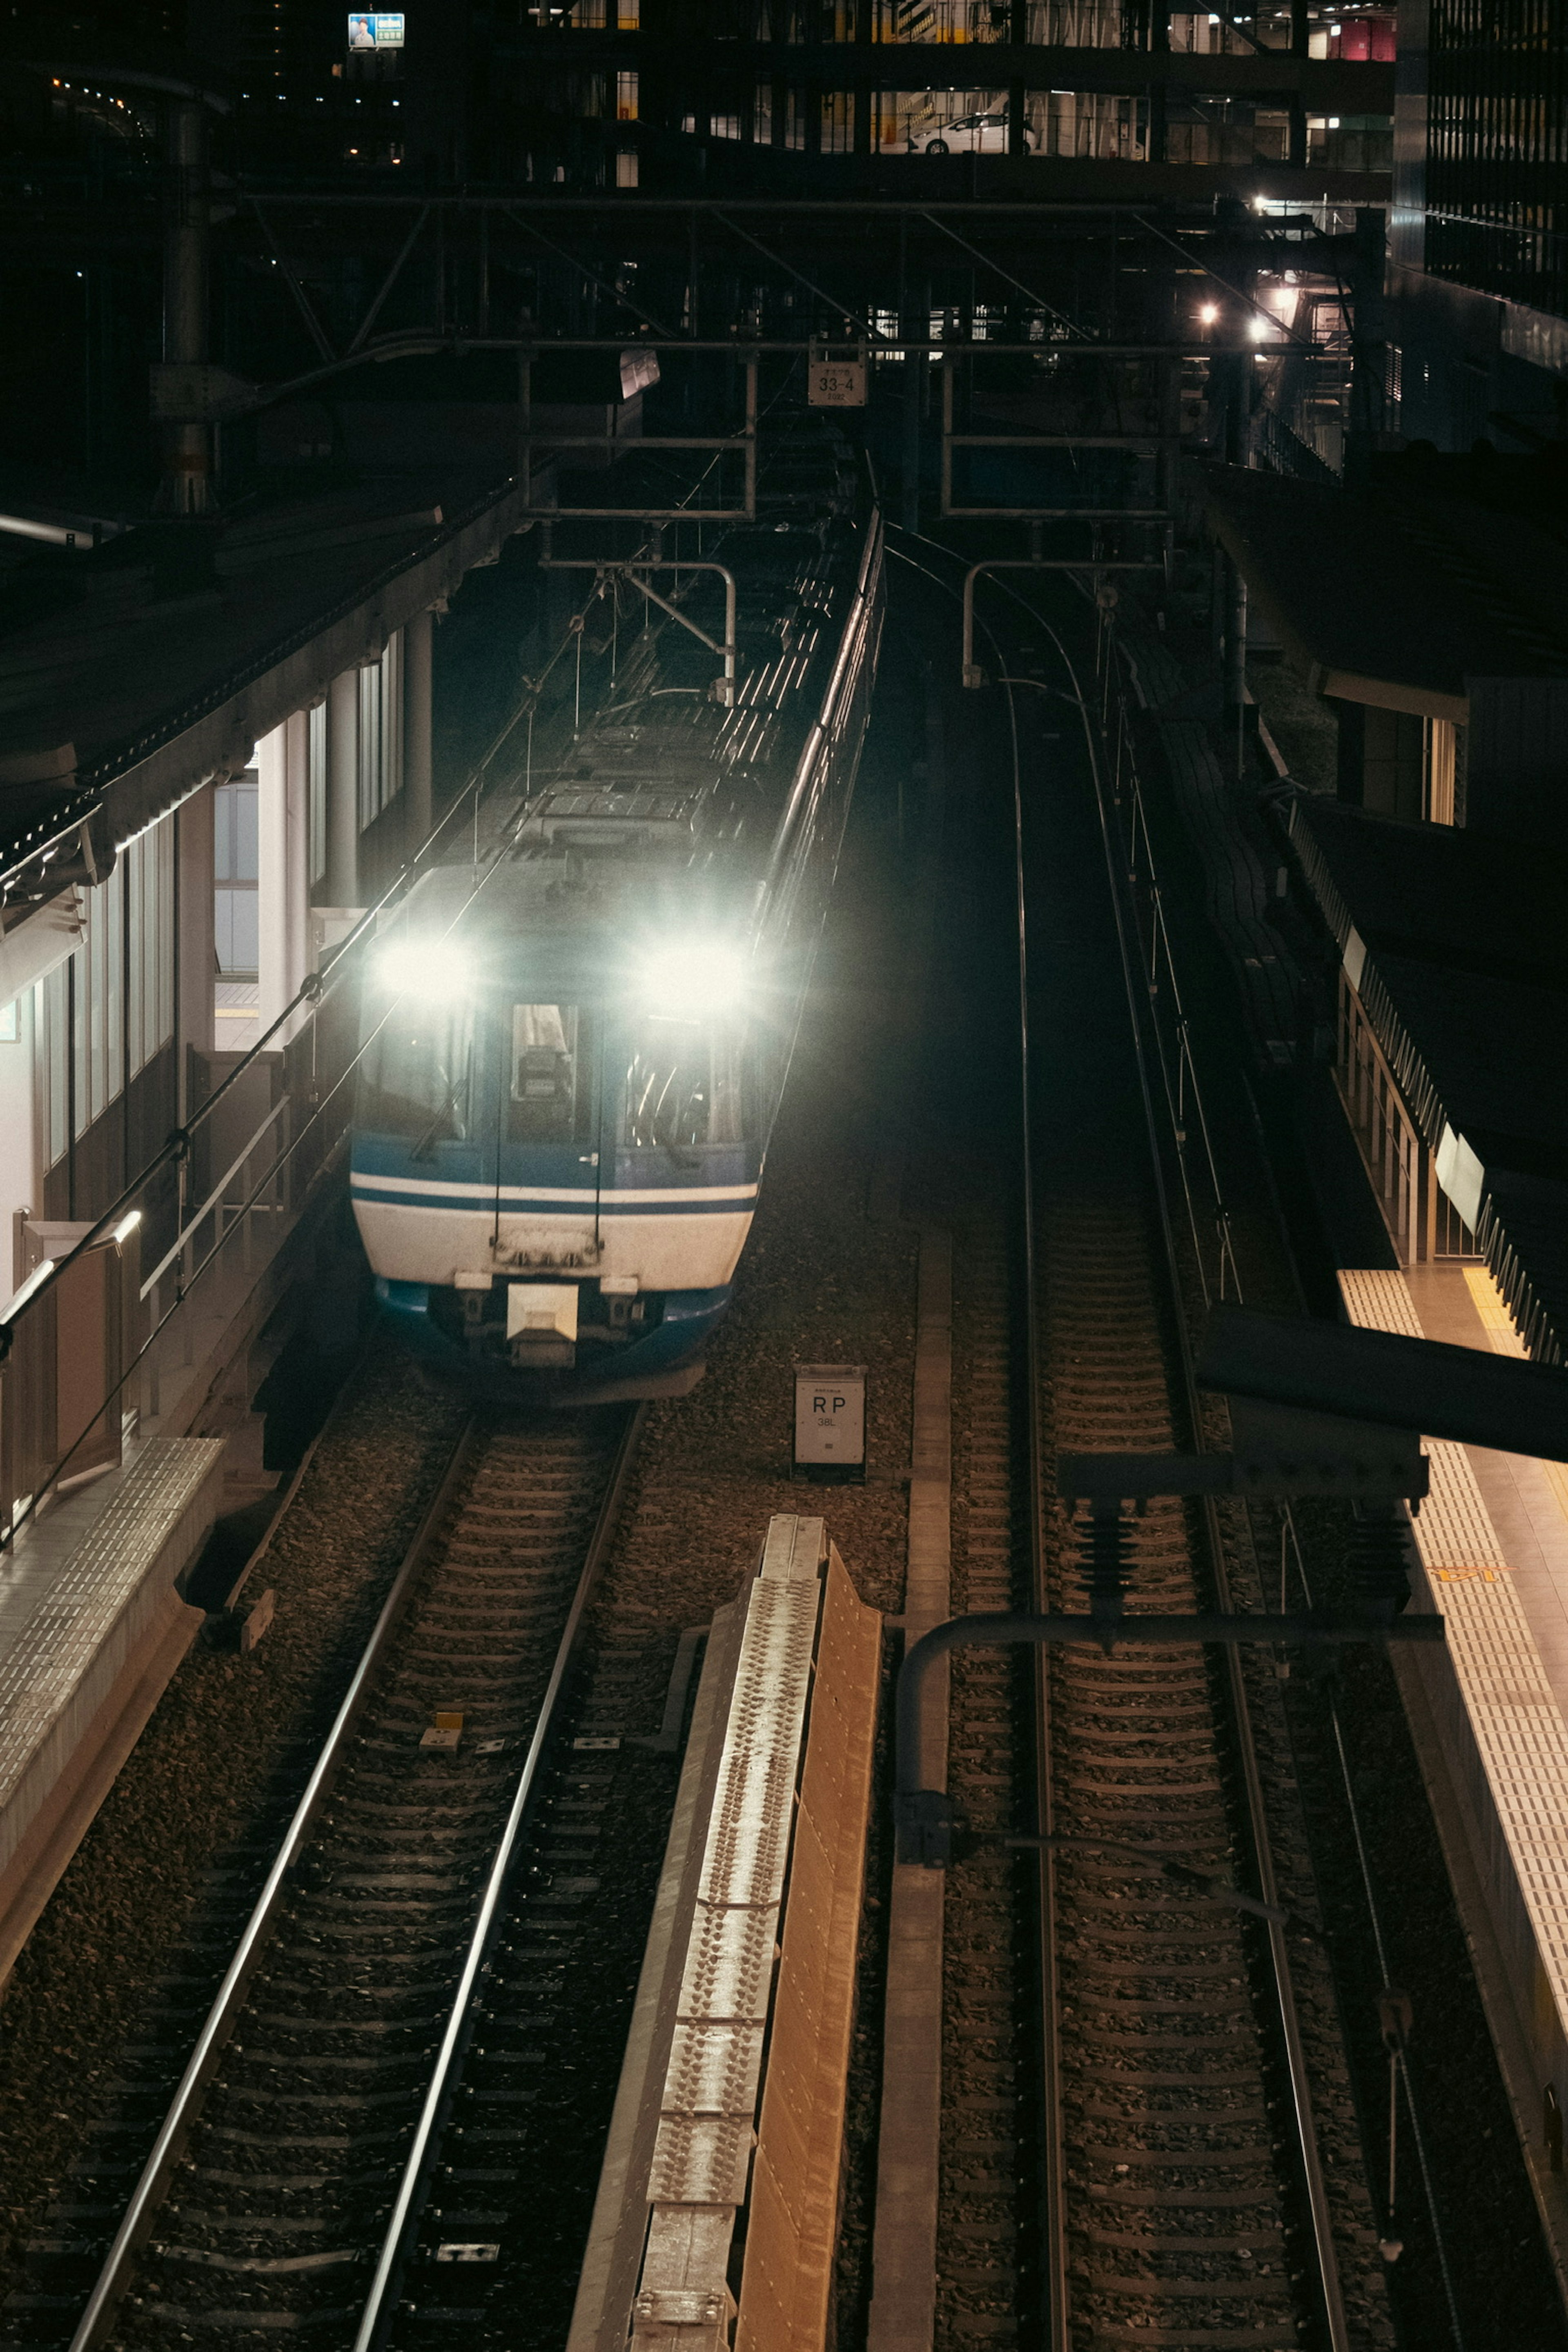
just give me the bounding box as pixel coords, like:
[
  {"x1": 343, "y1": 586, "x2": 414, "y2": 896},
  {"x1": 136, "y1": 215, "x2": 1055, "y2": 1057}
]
[{"x1": 350, "y1": 428, "x2": 884, "y2": 1402}]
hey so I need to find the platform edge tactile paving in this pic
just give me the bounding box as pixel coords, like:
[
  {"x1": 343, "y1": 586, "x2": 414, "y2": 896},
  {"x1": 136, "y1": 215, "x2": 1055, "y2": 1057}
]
[
  {"x1": 1340, "y1": 1272, "x2": 1568, "y2": 2020},
  {"x1": 0, "y1": 1435, "x2": 226, "y2": 1877}
]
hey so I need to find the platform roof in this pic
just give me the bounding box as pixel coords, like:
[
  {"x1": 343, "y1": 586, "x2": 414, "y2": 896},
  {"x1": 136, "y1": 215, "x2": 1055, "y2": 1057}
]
[
  {"x1": 1288, "y1": 795, "x2": 1568, "y2": 1360},
  {"x1": 1203, "y1": 462, "x2": 1568, "y2": 725},
  {"x1": 0, "y1": 469, "x2": 537, "y2": 886}
]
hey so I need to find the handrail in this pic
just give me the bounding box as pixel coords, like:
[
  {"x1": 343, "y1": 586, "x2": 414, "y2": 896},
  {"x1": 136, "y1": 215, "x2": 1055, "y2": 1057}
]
[
  {"x1": 0, "y1": 826, "x2": 512, "y2": 1544},
  {"x1": 352, "y1": 1402, "x2": 648, "y2": 2350},
  {"x1": 138, "y1": 1092, "x2": 290, "y2": 1301},
  {"x1": 0, "y1": 660, "x2": 537, "y2": 1360},
  {"x1": 65, "y1": 1421, "x2": 484, "y2": 2352}
]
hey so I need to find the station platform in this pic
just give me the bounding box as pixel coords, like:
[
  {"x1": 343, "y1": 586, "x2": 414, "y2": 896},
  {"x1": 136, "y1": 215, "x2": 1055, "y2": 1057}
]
[
  {"x1": 0, "y1": 1435, "x2": 225, "y2": 1984},
  {"x1": 1116, "y1": 584, "x2": 1568, "y2": 2279},
  {"x1": 1342, "y1": 1260, "x2": 1568, "y2": 2272},
  {"x1": 0, "y1": 1146, "x2": 348, "y2": 1986}
]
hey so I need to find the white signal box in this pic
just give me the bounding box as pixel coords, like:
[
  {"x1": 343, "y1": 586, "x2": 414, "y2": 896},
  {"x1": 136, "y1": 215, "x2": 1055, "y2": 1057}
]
[
  {"x1": 794, "y1": 1363, "x2": 866, "y2": 1484},
  {"x1": 808, "y1": 345, "x2": 868, "y2": 408}
]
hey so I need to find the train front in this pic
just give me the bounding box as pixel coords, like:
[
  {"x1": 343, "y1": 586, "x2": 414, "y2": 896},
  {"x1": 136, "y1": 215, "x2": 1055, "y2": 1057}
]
[{"x1": 350, "y1": 870, "x2": 762, "y2": 1401}]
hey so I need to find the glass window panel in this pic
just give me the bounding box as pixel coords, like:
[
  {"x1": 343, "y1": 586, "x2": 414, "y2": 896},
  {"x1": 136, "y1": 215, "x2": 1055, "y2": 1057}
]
[
  {"x1": 383, "y1": 634, "x2": 403, "y2": 802},
  {"x1": 236, "y1": 778, "x2": 258, "y2": 881},
  {"x1": 508, "y1": 1004, "x2": 592, "y2": 1144},
  {"x1": 358, "y1": 664, "x2": 382, "y2": 831},
  {"x1": 622, "y1": 1016, "x2": 743, "y2": 1149},
  {"x1": 357, "y1": 1006, "x2": 477, "y2": 1147}
]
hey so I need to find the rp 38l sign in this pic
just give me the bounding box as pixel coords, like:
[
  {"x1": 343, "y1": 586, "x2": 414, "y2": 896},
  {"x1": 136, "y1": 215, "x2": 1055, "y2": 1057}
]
[{"x1": 794, "y1": 1363, "x2": 867, "y2": 1483}]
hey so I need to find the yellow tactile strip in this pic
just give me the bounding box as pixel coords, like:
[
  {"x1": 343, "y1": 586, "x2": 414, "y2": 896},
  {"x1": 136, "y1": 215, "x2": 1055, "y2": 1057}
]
[{"x1": 1339, "y1": 1272, "x2": 1568, "y2": 2002}]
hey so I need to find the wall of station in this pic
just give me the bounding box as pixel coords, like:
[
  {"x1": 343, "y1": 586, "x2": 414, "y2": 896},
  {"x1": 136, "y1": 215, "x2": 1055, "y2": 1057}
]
[{"x1": 0, "y1": 609, "x2": 437, "y2": 1310}]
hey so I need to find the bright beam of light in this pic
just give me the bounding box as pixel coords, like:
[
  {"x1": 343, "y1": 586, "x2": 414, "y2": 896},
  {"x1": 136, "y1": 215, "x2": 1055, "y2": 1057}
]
[
  {"x1": 635, "y1": 939, "x2": 748, "y2": 1022},
  {"x1": 374, "y1": 939, "x2": 475, "y2": 1004}
]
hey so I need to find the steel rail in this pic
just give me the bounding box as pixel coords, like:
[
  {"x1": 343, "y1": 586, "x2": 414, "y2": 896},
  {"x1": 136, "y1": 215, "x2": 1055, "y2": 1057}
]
[
  {"x1": 902, "y1": 523, "x2": 1355, "y2": 2350},
  {"x1": 354, "y1": 1400, "x2": 647, "y2": 2348},
  {"x1": 68, "y1": 1401, "x2": 646, "y2": 2352},
  {"x1": 879, "y1": 537, "x2": 1065, "y2": 2341},
  {"x1": 1055, "y1": 599, "x2": 1354, "y2": 2352},
  {"x1": 65, "y1": 1419, "x2": 487, "y2": 2352},
  {"x1": 1000, "y1": 635, "x2": 1074, "y2": 2352},
  {"x1": 890, "y1": 532, "x2": 1350, "y2": 2350}
]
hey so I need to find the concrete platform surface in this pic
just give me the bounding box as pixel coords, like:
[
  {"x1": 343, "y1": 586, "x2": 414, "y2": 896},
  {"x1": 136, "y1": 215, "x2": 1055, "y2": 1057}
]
[
  {"x1": 1342, "y1": 1263, "x2": 1568, "y2": 2282},
  {"x1": 0, "y1": 1435, "x2": 225, "y2": 1981}
]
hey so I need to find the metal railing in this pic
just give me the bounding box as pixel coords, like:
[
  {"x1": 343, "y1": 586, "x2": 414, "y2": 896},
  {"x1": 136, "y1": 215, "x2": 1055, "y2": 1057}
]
[{"x1": 0, "y1": 669, "x2": 544, "y2": 1546}]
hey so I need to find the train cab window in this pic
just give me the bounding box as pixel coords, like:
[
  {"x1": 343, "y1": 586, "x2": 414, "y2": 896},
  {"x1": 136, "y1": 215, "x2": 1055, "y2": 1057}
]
[
  {"x1": 357, "y1": 1008, "x2": 476, "y2": 1149},
  {"x1": 508, "y1": 1003, "x2": 586, "y2": 1144},
  {"x1": 623, "y1": 1016, "x2": 744, "y2": 1150}
]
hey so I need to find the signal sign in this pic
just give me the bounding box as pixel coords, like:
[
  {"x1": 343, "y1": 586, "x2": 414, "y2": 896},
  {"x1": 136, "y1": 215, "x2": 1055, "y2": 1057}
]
[{"x1": 808, "y1": 343, "x2": 868, "y2": 408}]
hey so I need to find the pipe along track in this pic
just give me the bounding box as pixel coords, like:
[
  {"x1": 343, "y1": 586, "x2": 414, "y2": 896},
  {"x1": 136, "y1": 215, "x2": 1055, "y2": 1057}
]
[{"x1": 66, "y1": 1403, "x2": 644, "y2": 2352}]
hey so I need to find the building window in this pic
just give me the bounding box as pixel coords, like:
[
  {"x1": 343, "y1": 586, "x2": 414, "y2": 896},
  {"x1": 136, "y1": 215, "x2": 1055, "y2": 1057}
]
[
  {"x1": 214, "y1": 773, "x2": 261, "y2": 976},
  {"x1": 617, "y1": 71, "x2": 639, "y2": 120},
  {"x1": 616, "y1": 146, "x2": 639, "y2": 185},
  {"x1": 358, "y1": 634, "x2": 405, "y2": 831},
  {"x1": 1424, "y1": 717, "x2": 1458, "y2": 826}
]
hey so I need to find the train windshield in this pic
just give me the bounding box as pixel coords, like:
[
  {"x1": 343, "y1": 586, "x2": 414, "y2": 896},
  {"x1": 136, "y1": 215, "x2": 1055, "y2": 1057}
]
[
  {"x1": 508, "y1": 1003, "x2": 593, "y2": 1146},
  {"x1": 358, "y1": 1006, "x2": 476, "y2": 1148},
  {"x1": 623, "y1": 1015, "x2": 744, "y2": 1150}
]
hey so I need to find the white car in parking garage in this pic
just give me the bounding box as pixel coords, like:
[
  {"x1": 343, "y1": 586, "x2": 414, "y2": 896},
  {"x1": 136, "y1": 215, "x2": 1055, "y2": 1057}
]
[{"x1": 909, "y1": 110, "x2": 1040, "y2": 154}]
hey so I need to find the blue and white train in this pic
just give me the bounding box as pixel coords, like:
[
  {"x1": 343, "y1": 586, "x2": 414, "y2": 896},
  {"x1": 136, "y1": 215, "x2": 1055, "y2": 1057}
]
[{"x1": 350, "y1": 442, "x2": 884, "y2": 1401}]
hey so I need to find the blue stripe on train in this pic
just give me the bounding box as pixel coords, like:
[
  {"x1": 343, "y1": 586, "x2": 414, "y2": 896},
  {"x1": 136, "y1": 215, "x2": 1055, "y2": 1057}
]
[{"x1": 352, "y1": 1186, "x2": 756, "y2": 1218}]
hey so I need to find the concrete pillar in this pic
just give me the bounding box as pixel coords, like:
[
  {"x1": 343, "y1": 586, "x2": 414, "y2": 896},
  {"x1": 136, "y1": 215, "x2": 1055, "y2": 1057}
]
[
  {"x1": 324, "y1": 669, "x2": 360, "y2": 909},
  {"x1": 404, "y1": 608, "x2": 434, "y2": 863}
]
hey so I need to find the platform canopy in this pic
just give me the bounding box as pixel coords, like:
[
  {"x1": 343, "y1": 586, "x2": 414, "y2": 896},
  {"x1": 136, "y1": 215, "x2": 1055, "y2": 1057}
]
[{"x1": 1203, "y1": 459, "x2": 1568, "y2": 725}]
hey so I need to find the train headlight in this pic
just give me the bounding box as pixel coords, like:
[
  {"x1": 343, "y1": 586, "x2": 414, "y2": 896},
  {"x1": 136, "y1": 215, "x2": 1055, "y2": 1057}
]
[
  {"x1": 635, "y1": 940, "x2": 749, "y2": 1022},
  {"x1": 374, "y1": 939, "x2": 474, "y2": 1004}
]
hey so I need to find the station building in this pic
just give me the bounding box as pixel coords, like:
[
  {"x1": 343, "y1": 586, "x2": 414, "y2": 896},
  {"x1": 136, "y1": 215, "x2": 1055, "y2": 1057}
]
[{"x1": 0, "y1": 461, "x2": 544, "y2": 1972}]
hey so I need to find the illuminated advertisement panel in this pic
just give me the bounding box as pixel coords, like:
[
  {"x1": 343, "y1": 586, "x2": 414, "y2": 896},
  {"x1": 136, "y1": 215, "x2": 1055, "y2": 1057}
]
[{"x1": 348, "y1": 12, "x2": 405, "y2": 48}]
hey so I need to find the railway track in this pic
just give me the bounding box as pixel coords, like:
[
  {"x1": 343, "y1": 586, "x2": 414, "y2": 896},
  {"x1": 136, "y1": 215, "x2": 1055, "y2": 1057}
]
[
  {"x1": 1039, "y1": 1195, "x2": 1311, "y2": 2352},
  {"x1": 898, "y1": 532, "x2": 1393, "y2": 2352},
  {"x1": 51, "y1": 1403, "x2": 647, "y2": 2352}
]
